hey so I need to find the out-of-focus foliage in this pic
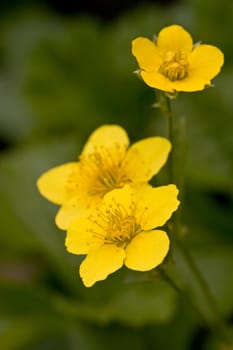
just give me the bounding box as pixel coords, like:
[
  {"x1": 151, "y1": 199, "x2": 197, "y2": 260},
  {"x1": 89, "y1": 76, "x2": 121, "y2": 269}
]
[{"x1": 0, "y1": 0, "x2": 232, "y2": 349}]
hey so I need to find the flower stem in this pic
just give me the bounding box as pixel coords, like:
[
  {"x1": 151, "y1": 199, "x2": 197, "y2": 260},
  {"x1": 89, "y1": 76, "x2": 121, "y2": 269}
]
[
  {"x1": 173, "y1": 239, "x2": 227, "y2": 330},
  {"x1": 158, "y1": 266, "x2": 231, "y2": 344},
  {"x1": 158, "y1": 91, "x2": 231, "y2": 343},
  {"x1": 158, "y1": 266, "x2": 207, "y2": 326}
]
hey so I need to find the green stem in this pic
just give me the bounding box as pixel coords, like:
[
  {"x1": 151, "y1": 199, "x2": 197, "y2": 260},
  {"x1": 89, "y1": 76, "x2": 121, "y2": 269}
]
[
  {"x1": 158, "y1": 266, "x2": 207, "y2": 326},
  {"x1": 174, "y1": 239, "x2": 224, "y2": 322},
  {"x1": 165, "y1": 96, "x2": 174, "y2": 183},
  {"x1": 158, "y1": 91, "x2": 231, "y2": 343},
  {"x1": 158, "y1": 266, "x2": 231, "y2": 343}
]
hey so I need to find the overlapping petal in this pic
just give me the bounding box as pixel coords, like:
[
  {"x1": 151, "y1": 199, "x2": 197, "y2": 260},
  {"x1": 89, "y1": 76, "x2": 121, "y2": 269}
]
[
  {"x1": 80, "y1": 245, "x2": 125, "y2": 287},
  {"x1": 136, "y1": 185, "x2": 180, "y2": 230},
  {"x1": 102, "y1": 184, "x2": 134, "y2": 213},
  {"x1": 55, "y1": 195, "x2": 99, "y2": 230},
  {"x1": 125, "y1": 230, "x2": 169, "y2": 271},
  {"x1": 37, "y1": 162, "x2": 77, "y2": 204},
  {"x1": 123, "y1": 137, "x2": 171, "y2": 181},
  {"x1": 66, "y1": 217, "x2": 104, "y2": 255}
]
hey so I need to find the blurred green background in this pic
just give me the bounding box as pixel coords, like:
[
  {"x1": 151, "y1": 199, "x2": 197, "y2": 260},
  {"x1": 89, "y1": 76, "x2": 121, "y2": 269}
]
[{"x1": 0, "y1": 0, "x2": 233, "y2": 349}]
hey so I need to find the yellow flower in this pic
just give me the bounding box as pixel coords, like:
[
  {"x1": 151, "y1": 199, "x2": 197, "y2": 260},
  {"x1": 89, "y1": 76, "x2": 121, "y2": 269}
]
[
  {"x1": 132, "y1": 24, "x2": 224, "y2": 92},
  {"x1": 66, "y1": 184, "x2": 180, "y2": 287},
  {"x1": 37, "y1": 125, "x2": 171, "y2": 230}
]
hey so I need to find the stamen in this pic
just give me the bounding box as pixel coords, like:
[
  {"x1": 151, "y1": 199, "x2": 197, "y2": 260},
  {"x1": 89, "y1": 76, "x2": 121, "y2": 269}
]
[
  {"x1": 159, "y1": 51, "x2": 189, "y2": 81},
  {"x1": 71, "y1": 143, "x2": 130, "y2": 197},
  {"x1": 88, "y1": 198, "x2": 142, "y2": 248}
]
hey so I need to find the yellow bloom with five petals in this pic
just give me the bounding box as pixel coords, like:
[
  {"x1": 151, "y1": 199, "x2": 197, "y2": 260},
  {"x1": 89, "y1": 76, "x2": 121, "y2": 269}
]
[
  {"x1": 132, "y1": 24, "x2": 224, "y2": 92},
  {"x1": 37, "y1": 125, "x2": 171, "y2": 230},
  {"x1": 66, "y1": 184, "x2": 180, "y2": 287}
]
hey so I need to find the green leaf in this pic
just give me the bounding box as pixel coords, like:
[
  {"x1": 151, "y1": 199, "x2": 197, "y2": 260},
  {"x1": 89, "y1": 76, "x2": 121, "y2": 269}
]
[{"x1": 67, "y1": 270, "x2": 177, "y2": 326}]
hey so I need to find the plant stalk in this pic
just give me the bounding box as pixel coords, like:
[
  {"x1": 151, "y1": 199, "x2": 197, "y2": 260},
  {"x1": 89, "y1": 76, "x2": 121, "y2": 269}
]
[{"x1": 158, "y1": 91, "x2": 231, "y2": 344}]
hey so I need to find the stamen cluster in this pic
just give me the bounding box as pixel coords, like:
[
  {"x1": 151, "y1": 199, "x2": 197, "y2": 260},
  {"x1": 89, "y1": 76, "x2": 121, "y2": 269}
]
[
  {"x1": 78, "y1": 145, "x2": 128, "y2": 196},
  {"x1": 92, "y1": 200, "x2": 142, "y2": 248},
  {"x1": 159, "y1": 51, "x2": 188, "y2": 81}
]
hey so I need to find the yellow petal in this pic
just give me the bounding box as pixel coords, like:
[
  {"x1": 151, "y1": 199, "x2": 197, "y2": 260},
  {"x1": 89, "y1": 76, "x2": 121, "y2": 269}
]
[
  {"x1": 55, "y1": 195, "x2": 99, "y2": 230},
  {"x1": 189, "y1": 44, "x2": 224, "y2": 80},
  {"x1": 102, "y1": 184, "x2": 134, "y2": 214},
  {"x1": 141, "y1": 67, "x2": 208, "y2": 92},
  {"x1": 37, "y1": 162, "x2": 78, "y2": 205},
  {"x1": 168, "y1": 75, "x2": 209, "y2": 92},
  {"x1": 80, "y1": 245, "x2": 125, "y2": 287},
  {"x1": 65, "y1": 217, "x2": 104, "y2": 255},
  {"x1": 82, "y1": 125, "x2": 129, "y2": 155},
  {"x1": 136, "y1": 185, "x2": 180, "y2": 230},
  {"x1": 123, "y1": 137, "x2": 171, "y2": 182},
  {"x1": 142, "y1": 74, "x2": 214, "y2": 93},
  {"x1": 125, "y1": 230, "x2": 169, "y2": 271},
  {"x1": 157, "y1": 24, "x2": 193, "y2": 54},
  {"x1": 131, "y1": 37, "x2": 162, "y2": 72},
  {"x1": 141, "y1": 70, "x2": 175, "y2": 92}
]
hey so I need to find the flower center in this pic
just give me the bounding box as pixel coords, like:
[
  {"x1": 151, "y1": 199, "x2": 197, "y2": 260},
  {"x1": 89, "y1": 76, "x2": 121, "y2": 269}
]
[
  {"x1": 91, "y1": 200, "x2": 142, "y2": 248},
  {"x1": 66, "y1": 144, "x2": 130, "y2": 198},
  {"x1": 159, "y1": 51, "x2": 189, "y2": 81}
]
